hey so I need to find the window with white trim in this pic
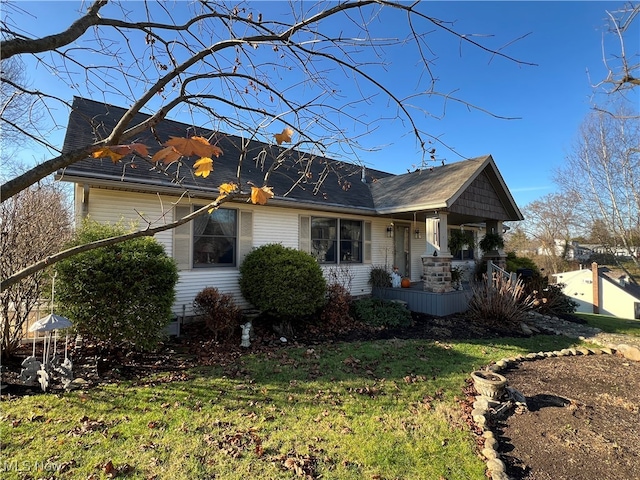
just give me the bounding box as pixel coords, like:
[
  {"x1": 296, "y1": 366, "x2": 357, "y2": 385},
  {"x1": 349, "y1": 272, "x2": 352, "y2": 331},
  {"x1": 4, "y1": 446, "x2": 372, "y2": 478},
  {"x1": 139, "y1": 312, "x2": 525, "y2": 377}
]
[
  {"x1": 193, "y1": 208, "x2": 237, "y2": 267},
  {"x1": 173, "y1": 206, "x2": 253, "y2": 270},
  {"x1": 306, "y1": 216, "x2": 366, "y2": 264}
]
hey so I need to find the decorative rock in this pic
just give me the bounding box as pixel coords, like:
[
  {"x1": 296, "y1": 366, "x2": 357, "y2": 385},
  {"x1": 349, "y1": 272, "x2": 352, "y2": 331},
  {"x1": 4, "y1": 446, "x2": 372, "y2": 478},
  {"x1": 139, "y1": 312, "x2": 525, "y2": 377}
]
[
  {"x1": 482, "y1": 447, "x2": 498, "y2": 460},
  {"x1": 525, "y1": 353, "x2": 537, "y2": 359},
  {"x1": 544, "y1": 351, "x2": 556, "y2": 357},
  {"x1": 568, "y1": 348, "x2": 578, "y2": 355},
  {"x1": 560, "y1": 349, "x2": 572, "y2": 356},
  {"x1": 484, "y1": 436, "x2": 498, "y2": 450},
  {"x1": 471, "y1": 408, "x2": 487, "y2": 418},
  {"x1": 482, "y1": 430, "x2": 495, "y2": 439},
  {"x1": 617, "y1": 344, "x2": 640, "y2": 362},
  {"x1": 491, "y1": 472, "x2": 510, "y2": 480},
  {"x1": 486, "y1": 458, "x2": 505, "y2": 474},
  {"x1": 474, "y1": 397, "x2": 498, "y2": 410},
  {"x1": 588, "y1": 347, "x2": 602, "y2": 355},
  {"x1": 495, "y1": 360, "x2": 507, "y2": 368},
  {"x1": 601, "y1": 347, "x2": 614, "y2": 355},
  {"x1": 577, "y1": 347, "x2": 591, "y2": 355},
  {"x1": 520, "y1": 322, "x2": 533, "y2": 335}
]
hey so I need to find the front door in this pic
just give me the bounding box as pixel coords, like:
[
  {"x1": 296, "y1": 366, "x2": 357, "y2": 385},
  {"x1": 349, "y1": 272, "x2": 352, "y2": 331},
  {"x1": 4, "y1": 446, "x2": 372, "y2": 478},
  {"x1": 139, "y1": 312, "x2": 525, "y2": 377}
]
[{"x1": 394, "y1": 224, "x2": 410, "y2": 277}]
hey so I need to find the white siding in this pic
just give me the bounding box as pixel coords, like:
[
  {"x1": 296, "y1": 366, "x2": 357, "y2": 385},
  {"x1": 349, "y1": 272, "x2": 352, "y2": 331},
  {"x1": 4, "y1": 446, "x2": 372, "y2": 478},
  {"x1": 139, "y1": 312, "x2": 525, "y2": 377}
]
[
  {"x1": 77, "y1": 186, "x2": 426, "y2": 316},
  {"x1": 556, "y1": 269, "x2": 640, "y2": 320},
  {"x1": 77, "y1": 186, "x2": 174, "y2": 254}
]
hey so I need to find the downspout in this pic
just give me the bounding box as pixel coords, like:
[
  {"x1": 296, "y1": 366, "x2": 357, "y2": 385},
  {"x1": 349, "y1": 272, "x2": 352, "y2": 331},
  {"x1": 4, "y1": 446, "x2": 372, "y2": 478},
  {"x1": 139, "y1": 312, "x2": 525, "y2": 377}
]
[{"x1": 592, "y1": 262, "x2": 599, "y2": 314}]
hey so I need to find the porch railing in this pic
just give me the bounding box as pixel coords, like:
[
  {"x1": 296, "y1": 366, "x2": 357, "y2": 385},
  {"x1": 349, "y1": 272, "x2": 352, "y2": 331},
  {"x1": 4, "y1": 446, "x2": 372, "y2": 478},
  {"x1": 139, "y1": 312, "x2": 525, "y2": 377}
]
[{"x1": 486, "y1": 261, "x2": 517, "y2": 285}]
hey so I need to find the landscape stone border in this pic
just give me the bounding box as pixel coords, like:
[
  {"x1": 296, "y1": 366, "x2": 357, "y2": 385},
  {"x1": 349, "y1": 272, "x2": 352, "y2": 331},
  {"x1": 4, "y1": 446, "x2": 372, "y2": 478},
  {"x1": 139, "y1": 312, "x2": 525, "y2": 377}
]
[{"x1": 469, "y1": 311, "x2": 640, "y2": 480}]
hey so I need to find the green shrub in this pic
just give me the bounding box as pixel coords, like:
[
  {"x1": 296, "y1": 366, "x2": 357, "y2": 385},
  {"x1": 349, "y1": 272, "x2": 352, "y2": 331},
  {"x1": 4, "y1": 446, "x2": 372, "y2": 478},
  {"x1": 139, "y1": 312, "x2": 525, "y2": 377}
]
[
  {"x1": 368, "y1": 266, "x2": 392, "y2": 288},
  {"x1": 193, "y1": 287, "x2": 242, "y2": 341},
  {"x1": 239, "y1": 244, "x2": 326, "y2": 320},
  {"x1": 531, "y1": 282, "x2": 579, "y2": 316},
  {"x1": 506, "y1": 252, "x2": 541, "y2": 278},
  {"x1": 56, "y1": 219, "x2": 178, "y2": 350},
  {"x1": 351, "y1": 298, "x2": 412, "y2": 328},
  {"x1": 468, "y1": 274, "x2": 533, "y2": 330}
]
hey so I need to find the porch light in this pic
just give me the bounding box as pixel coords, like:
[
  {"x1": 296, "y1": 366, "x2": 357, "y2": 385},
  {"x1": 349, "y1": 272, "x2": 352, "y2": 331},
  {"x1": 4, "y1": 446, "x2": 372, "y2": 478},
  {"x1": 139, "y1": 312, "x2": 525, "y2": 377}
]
[
  {"x1": 412, "y1": 213, "x2": 421, "y2": 239},
  {"x1": 386, "y1": 225, "x2": 393, "y2": 238}
]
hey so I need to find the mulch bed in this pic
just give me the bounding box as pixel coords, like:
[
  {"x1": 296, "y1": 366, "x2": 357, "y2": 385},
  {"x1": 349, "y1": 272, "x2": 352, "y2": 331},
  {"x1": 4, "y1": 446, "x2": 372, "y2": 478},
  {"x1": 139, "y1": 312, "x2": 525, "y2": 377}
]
[
  {"x1": 497, "y1": 353, "x2": 640, "y2": 480},
  {"x1": 2, "y1": 312, "x2": 638, "y2": 480}
]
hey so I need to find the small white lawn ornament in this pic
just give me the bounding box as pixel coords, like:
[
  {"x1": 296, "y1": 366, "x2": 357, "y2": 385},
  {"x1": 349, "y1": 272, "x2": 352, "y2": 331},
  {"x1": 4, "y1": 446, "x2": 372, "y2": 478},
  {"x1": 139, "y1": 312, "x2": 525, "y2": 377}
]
[
  {"x1": 391, "y1": 266, "x2": 402, "y2": 288},
  {"x1": 240, "y1": 322, "x2": 252, "y2": 348},
  {"x1": 19, "y1": 357, "x2": 42, "y2": 385},
  {"x1": 21, "y1": 275, "x2": 74, "y2": 391}
]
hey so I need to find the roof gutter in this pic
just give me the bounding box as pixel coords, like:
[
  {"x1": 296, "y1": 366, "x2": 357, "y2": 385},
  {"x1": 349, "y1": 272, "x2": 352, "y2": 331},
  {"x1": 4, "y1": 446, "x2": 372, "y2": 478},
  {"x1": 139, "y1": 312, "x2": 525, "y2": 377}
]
[{"x1": 56, "y1": 172, "x2": 378, "y2": 216}]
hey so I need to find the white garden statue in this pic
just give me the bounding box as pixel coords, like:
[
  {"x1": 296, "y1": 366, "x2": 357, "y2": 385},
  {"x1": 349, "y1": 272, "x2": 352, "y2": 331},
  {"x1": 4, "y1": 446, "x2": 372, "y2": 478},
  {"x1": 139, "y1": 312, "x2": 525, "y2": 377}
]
[{"x1": 240, "y1": 322, "x2": 252, "y2": 348}]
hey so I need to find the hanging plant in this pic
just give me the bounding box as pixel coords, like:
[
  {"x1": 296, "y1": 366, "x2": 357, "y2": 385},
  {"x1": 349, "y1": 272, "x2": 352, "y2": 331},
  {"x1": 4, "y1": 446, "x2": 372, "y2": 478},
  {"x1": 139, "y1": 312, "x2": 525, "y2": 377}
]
[
  {"x1": 479, "y1": 232, "x2": 505, "y2": 252},
  {"x1": 448, "y1": 229, "x2": 475, "y2": 256}
]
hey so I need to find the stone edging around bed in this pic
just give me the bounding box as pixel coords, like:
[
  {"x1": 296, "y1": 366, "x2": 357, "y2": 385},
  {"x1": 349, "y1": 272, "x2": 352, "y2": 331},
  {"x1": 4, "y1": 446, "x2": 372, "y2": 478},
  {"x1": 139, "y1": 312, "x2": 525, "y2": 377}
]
[{"x1": 470, "y1": 338, "x2": 639, "y2": 480}]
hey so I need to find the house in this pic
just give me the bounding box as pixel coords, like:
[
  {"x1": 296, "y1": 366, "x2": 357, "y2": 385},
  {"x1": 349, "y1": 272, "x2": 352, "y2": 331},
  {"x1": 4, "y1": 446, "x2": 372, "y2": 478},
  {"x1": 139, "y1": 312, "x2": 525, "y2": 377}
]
[
  {"x1": 56, "y1": 97, "x2": 524, "y2": 317},
  {"x1": 536, "y1": 239, "x2": 591, "y2": 261},
  {"x1": 553, "y1": 263, "x2": 640, "y2": 320}
]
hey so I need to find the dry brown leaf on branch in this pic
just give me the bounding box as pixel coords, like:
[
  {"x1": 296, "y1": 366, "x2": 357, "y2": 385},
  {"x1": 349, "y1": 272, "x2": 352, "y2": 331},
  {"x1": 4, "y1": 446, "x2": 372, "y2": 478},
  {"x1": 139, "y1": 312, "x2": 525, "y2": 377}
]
[
  {"x1": 152, "y1": 146, "x2": 182, "y2": 164},
  {"x1": 250, "y1": 185, "x2": 274, "y2": 205},
  {"x1": 92, "y1": 144, "x2": 149, "y2": 163},
  {"x1": 164, "y1": 136, "x2": 223, "y2": 158},
  {"x1": 274, "y1": 127, "x2": 293, "y2": 145}
]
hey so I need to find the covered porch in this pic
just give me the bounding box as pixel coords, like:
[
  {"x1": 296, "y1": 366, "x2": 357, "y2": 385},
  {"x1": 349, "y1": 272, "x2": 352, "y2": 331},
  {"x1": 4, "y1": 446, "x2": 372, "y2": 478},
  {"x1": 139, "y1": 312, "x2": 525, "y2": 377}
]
[
  {"x1": 368, "y1": 155, "x2": 523, "y2": 315},
  {"x1": 372, "y1": 282, "x2": 471, "y2": 316}
]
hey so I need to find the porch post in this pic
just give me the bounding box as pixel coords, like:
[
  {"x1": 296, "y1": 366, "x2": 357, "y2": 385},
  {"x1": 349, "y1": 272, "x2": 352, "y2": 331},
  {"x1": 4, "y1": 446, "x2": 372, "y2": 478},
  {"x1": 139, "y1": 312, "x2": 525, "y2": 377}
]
[
  {"x1": 425, "y1": 217, "x2": 439, "y2": 256},
  {"x1": 437, "y1": 212, "x2": 450, "y2": 256},
  {"x1": 421, "y1": 212, "x2": 453, "y2": 293}
]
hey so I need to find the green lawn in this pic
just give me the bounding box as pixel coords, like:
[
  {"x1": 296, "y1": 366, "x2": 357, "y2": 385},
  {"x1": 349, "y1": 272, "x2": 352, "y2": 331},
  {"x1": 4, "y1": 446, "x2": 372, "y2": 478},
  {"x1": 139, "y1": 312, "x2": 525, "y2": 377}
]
[
  {"x1": 1, "y1": 335, "x2": 580, "y2": 479},
  {"x1": 575, "y1": 312, "x2": 640, "y2": 337}
]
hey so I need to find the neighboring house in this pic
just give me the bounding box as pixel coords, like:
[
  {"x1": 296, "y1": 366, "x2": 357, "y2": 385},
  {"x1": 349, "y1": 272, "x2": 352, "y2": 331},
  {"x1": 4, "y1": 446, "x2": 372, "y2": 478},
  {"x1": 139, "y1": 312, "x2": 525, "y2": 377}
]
[
  {"x1": 583, "y1": 244, "x2": 640, "y2": 261},
  {"x1": 56, "y1": 97, "x2": 524, "y2": 317},
  {"x1": 553, "y1": 263, "x2": 640, "y2": 320},
  {"x1": 536, "y1": 239, "x2": 592, "y2": 261}
]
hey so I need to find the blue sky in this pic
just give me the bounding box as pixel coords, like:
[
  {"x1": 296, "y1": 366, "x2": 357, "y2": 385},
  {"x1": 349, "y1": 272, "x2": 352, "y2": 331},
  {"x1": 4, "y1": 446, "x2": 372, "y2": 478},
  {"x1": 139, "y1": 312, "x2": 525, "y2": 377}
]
[{"x1": 8, "y1": 1, "x2": 639, "y2": 208}]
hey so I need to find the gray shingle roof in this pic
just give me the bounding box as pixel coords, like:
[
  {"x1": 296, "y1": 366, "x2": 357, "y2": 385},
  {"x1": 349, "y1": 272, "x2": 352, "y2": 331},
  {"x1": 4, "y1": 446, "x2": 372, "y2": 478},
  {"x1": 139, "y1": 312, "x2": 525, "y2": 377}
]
[{"x1": 57, "y1": 97, "x2": 522, "y2": 220}]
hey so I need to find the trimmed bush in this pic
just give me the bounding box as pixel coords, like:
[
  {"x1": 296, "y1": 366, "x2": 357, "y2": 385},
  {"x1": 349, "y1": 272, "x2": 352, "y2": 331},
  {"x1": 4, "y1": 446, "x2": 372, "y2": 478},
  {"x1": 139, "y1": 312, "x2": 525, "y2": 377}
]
[
  {"x1": 194, "y1": 287, "x2": 242, "y2": 341},
  {"x1": 56, "y1": 219, "x2": 178, "y2": 350},
  {"x1": 239, "y1": 244, "x2": 326, "y2": 320},
  {"x1": 368, "y1": 266, "x2": 392, "y2": 288},
  {"x1": 351, "y1": 298, "x2": 412, "y2": 328}
]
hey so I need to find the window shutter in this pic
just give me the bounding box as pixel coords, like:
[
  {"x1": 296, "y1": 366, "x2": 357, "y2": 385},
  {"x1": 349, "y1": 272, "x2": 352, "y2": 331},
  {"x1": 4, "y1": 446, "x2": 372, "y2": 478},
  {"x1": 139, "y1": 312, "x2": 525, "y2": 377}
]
[
  {"x1": 363, "y1": 221, "x2": 372, "y2": 263},
  {"x1": 173, "y1": 205, "x2": 192, "y2": 270},
  {"x1": 299, "y1": 215, "x2": 311, "y2": 253},
  {"x1": 238, "y1": 210, "x2": 253, "y2": 266}
]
